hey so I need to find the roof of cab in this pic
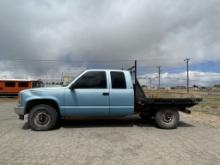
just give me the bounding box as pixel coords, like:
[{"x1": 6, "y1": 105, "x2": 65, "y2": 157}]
[{"x1": 84, "y1": 69, "x2": 129, "y2": 72}]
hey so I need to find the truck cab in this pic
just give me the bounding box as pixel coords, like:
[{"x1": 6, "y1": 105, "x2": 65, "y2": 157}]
[{"x1": 63, "y1": 70, "x2": 134, "y2": 116}]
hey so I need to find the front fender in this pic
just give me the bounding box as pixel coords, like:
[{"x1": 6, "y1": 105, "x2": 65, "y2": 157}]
[
  {"x1": 19, "y1": 87, "x2": 65, "y2": 114},
  {"x1": 24, "y1": 97, "x2": 61, "y2": 114}
]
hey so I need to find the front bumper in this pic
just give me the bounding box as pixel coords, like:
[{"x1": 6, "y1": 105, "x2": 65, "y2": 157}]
[{"x1": 14, "y1": 106, "x2": 25, "y2": 120}]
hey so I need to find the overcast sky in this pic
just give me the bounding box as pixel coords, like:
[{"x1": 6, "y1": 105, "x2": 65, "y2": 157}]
[{"x1": 0, "y1": 0, "x2": 220, "y2": 85}]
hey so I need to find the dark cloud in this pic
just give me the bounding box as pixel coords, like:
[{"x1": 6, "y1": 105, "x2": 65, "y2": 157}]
[{"x1": 0, "y1": 0, "x2": 220, "y2": 77}]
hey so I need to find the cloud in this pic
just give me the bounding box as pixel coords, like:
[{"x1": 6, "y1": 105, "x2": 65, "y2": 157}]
[
  {"x1": 0, "y1": 0, "x2": 219, "y2": 77},
  {"x1": 139, "y1": 71, "x2": 220, "y2": 87}
]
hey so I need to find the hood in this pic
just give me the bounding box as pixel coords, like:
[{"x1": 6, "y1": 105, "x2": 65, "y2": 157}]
[
  {"x1": 19, "y1": 86, "x2": 66, "y2": 96},
  {"x1": 30, "y1": 86, "x2": 66, "y2": 92}
]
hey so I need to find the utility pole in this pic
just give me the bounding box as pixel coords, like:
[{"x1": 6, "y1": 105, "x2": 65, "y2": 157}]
[
  {"x1": 149, "y1": 78, "x2": 152, "y2": 89},
  {"x1": 145, "y1": 77, "x2": 148, "y2": 87},
  {"x1": 157, "y1": 66, "x2": 161, "y2": 89},
  {"x1": 61, "y1": 72, "x2": 63, "y2": 85},
  {"x1": 184, "y1": 58, "x2": 190, "y2": 93}
]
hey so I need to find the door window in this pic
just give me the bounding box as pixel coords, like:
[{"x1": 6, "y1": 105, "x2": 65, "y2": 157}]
[
  {"x1": 110, "y1": 72, "x2": 126, "y2": 89},
  {"x1": 73, "y1": 71, "x2": 107, "y2": 89}
]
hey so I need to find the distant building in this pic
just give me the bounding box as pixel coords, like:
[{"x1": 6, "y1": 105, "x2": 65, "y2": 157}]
[
  {"x1": 214, "y1": 84, "x2": 220, "y2": 88},
  {"x1": 171, "y1": 86, "x2": 186, "y2": 90},
  {"x1": 0, "y1": 79, "x2": 43, "y2": 96}
]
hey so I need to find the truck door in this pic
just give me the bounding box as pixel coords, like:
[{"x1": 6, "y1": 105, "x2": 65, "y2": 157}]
[
  {"x1": 109, "y1": 71, "x2": 134, "y2": 116},
  {"x1": 63, "y1": 71, "x2": 110, "y2": 116}
]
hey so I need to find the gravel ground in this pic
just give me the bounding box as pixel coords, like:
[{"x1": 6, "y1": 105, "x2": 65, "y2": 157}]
[{"x1": 0, "y1": 99, "x2": 220, "y2": 165}]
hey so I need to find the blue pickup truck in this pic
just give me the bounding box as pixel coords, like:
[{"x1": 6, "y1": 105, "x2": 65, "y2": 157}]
[{"x1": 15, "y1": 62, "x2": 202, "y2": 131}]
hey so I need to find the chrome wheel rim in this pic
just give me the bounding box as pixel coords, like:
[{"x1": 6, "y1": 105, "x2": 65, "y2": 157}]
[
  {"x1": 34, "y1": 111, "x2": 51, "y2": 127},
  {"x1": 162, "y1": 111, "x2": 173, "y2": 123}
]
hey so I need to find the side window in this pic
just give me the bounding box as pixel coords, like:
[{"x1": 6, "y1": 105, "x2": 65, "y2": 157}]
[
  {"x1": 18, "y1": 82, "x2": 29, "y2": 87},
  {"x1": 73, "y1": 71, "x2": 107, "y2": 89},
  {"x1": 111, "y1": 72, "x2": 126, "y2": 89},
  {"x1": 5, "y1": 81, "x2": 15, "y2": 87}
]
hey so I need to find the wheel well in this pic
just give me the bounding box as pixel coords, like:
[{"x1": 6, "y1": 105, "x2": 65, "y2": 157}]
[
  {"x1": 156, "y1": 106, "x2": 179, "y2": 112},
  {"x1": 25, "y1": 99, "x2": 60, "y2": 116},
  {"x1": 140, "y1": 105, "x2": 179, "y2": 116}
]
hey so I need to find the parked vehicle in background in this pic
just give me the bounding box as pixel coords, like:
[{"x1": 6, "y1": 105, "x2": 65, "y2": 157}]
[
  {"x1": 14, "y1": 61, "x2": 202, "y2": 131},
  {"x1": 0, "y1": 79, "x2": 43, "y2": 97}
]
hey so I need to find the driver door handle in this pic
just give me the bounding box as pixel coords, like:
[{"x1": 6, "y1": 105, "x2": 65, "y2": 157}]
[{"x1": 102, "y1": 92, "x2": 109, "y2": 96}]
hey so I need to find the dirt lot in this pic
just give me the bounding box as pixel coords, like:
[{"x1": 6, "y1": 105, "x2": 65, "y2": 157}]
[{"x1": 0, "y1": 99, "x2": 220, "y2": 165}]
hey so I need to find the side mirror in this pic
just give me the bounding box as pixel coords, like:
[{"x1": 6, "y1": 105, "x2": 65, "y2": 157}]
[{"x1": 70, "y1": 85, "x2": 75, "y2": 91}]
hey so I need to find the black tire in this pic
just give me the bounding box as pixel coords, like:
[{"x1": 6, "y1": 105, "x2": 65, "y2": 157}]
[
  {"x1": 155, "y1": 109, "x2": 179, "y2": 129},
  {"x1": 28, "y1": 104, "x2": 58, "y2": 131}
]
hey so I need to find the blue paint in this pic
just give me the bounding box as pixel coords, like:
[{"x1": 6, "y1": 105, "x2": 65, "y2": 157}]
[{"x1": 17, "y1": 70, "x2": 135, "y2": 117}]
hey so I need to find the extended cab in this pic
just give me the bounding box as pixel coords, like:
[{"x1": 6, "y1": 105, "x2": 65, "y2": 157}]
[{"x1": 15, "y1": 64, "x2": 202, "y2": 131}]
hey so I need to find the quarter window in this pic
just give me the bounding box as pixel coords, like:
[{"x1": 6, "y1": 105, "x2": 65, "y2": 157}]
[
  {"x1": 73, "y1": 71, "x2": 107, "y2": 89},
  {"x1": 111, "y1": 72, "x2": 126, "y2": 89}
]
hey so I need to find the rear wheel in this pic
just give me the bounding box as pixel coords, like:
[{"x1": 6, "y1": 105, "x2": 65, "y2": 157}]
[
  {"x1": 155, "y1": 109, "x2": 179, "y2": 129},
  {"x1": 28, "y1": 104, "x2": 58, "y2": 131}
]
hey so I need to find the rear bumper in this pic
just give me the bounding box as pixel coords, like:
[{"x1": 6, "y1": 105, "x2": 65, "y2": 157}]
[{"x1": 14, "y1": 106, "x2": 25, "y2": 120}]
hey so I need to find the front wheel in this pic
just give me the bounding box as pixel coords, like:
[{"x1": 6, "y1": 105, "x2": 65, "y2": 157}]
[
  {"x1": 155, "y1": 109, "x2": 179, "y2": 129},
  {"x1": 28, "y1": 104, "x2": 58, "y2": 131}
]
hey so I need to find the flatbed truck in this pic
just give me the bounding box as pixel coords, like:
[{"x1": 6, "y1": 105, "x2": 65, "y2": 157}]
[{"x1": 15, "y1": 61, "x2": 202, "y2": 130}]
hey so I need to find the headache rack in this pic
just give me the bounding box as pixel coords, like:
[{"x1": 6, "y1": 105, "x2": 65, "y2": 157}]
[{"x1": 127, "y1": 60, "x2": 147, "y2": 107}]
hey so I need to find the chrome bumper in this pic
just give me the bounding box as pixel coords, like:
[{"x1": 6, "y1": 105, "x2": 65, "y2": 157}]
[{"x1": 14, "y1": 106, "x2": 25, "y2": 120}]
